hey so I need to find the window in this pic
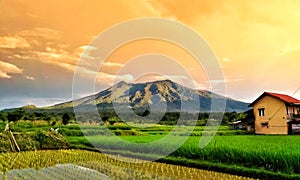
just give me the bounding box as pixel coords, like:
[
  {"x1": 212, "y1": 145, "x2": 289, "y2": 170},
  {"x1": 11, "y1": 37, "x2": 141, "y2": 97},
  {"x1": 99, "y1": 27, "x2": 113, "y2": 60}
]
[{"x1": 258, "y1": 108, "x2": 265, "y2": 116}]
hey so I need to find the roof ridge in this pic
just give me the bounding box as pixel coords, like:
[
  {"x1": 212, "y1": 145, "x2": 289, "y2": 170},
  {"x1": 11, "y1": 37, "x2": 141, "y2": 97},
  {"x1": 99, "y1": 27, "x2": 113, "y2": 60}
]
[
  {"x1": 265, "y1": 92, "x2": 300, "y2": 103},
  {"x1": 249, "y1": 92, "x2": 300, "y2": 107}
]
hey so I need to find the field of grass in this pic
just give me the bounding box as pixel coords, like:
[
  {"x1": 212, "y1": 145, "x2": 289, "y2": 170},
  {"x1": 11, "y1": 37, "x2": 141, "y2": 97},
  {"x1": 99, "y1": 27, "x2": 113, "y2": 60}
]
[
  {"x1": 1, "y1": 121, "x2": 251, "y2": 136},
  {"x1": 0, "y1": 149, "x2": 255, "y2": 179},
  {"x1": 67, "y1": 135, "x2": 300, "y2": 179},
  {"x1": 1, "y1": 121, "x2": 300, "y2": 179}
]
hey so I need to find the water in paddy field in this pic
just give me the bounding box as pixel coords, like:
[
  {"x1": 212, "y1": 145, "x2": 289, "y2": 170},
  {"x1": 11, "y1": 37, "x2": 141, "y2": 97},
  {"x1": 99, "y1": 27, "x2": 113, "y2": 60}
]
[
  {"x1": 1, "y1": 164, "x2": 111, "y2": 180},
  {"x1": 0, "y1": 162, "x2": 259, "y2": 180}
]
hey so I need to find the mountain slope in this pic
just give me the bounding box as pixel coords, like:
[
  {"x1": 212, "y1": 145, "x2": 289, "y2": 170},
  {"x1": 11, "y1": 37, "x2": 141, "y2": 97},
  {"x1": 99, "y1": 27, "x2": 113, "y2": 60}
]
[{"x1": 50, "y1": 79, "x2": 249, "y2": 112}]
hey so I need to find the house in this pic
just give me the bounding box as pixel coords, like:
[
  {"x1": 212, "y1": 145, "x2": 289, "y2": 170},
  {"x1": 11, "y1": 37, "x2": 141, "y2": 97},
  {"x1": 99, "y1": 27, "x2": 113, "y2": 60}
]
[
  {"x1": 249, "y1": 92, "x2": 300, "y2": 135},
  {"x1": 230, "y1": 109, "x2": 255, "y2": 132}
]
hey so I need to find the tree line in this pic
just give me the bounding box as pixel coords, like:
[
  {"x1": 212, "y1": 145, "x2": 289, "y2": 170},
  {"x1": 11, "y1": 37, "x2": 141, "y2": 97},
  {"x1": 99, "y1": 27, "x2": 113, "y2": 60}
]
[
  {"x1": 0, "y1": 107, "x2": 247, "y2": 126},
  {"x1": 0, "y1": 108, "x2": 73, "y2": 125}
]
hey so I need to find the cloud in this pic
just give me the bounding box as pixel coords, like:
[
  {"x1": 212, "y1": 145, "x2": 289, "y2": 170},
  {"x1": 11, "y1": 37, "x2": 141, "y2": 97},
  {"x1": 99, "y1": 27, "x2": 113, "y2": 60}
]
[
  {"x1": 18, "y1": 27, "x2": 61, "y2": 40},
  {"x1": 206, "y1": 77, "x2": 244, "y2": 84},
  {"x1": 0, "y1": 36, "x2": 31, "y2": 49},
  {"x1": 102, "y1": 61, "x2": 123, "y2": 67},
  {"x1": 0, "y1": 27, "x2": 75, "y2": 75},
  {"x1": 0, "y1": 28, "x2": 61, "y2": 50},
  {"x1": 96, "y1": 72, "x2": 133, "y2": 86},
  {"x1": 222, "y1": 57, "x2": 231, "y2": 62},
  {"x1": 0, "y1": 96, "x2": 68, "y2": 110},
  {"x1": 75, "y1": 45, "x2": 98, "y2": 67},
  {"x1": 24, "y1": 75, "x2": 35, "y2": 80},
  {"x1": 30, "y1": 49, "x2": 77, "y2": 72},
  {"x1": 76, "y1": 45, "x2": 98, "y2": 56},
  {"x1": 0, "y1": 61, "x2": 23, "y2": 78}
]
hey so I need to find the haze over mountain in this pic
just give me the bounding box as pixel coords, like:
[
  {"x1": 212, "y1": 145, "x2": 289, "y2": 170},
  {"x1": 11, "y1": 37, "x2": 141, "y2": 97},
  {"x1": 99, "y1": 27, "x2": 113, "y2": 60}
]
[{"x1": 49, "y1": 79, "x2": 249, "y2": 113}]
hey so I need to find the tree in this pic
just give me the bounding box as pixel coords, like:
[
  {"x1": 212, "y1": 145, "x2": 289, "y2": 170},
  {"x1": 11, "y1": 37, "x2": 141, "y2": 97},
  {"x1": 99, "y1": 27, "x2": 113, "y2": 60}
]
[
  {"x1": 0, "y1": 112, "x2": 8, "y2": 122},
  {"x1": 7, "y1": 109, "x2": 25, "y2": 122},
  {"x1": 44, "y1": 116, "x2": 52, "y2": 124},
  {"x1": 33, "y1": 130, "x2": 47, "y2": 149},
  {"x1": 62, "y1": 113, "x2": 71, "y2": 125},
  {"x1": 28, "y1": 113, "x2": 36, "y2": 121},
  {"x1": 7, "y1": 112, "x2": 21, "y2": 122},
  {"x1": 51, "y1": 121, "x2": 57, "y2": 126}
]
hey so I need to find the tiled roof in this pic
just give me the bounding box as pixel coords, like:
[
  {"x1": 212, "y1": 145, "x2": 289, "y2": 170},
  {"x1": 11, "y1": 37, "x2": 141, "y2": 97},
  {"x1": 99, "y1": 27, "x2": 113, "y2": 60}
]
[
  {"x1": 266, "y1": 92, "x2": 300, "y2": 104},
  {"x1": 249, "y1": 92, "x2": 300, "y2": 107}
]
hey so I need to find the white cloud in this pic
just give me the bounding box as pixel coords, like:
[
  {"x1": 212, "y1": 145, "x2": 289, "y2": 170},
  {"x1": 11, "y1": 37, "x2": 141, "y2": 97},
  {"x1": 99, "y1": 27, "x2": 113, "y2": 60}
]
[
  {"x1": 24, "y1": 75, "x2": 35, "y2": 80},
  {"x1": 0, "y1": 71, "x2": 10, "y2": 78},
  {"x1": 102, "y1": 61, "x2": 123, "y2": 67},
  {"x1": 76, "y1": 45, "x2": 98, "y2": 58},
  {"x1": 28, "y1": 46, "x2": 79, "y2": 72},
  {"x1": 0, "y1": 36, "x2": 31, "y2": 49},
  {"x1": 9, "y1": 54, "x2": 31, "y2": 60},
  {"x1": 0, "y1": 61, "x2": 23, "y2": 78},
  {"x1": 0, "y1": 28, "x2": 61, "y2": 50}
]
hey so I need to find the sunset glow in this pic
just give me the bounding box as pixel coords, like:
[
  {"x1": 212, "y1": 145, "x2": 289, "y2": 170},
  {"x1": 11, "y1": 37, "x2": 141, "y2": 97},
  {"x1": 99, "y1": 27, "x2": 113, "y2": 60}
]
[{"x1": 1, "y1": 0, "x2": 300, "y2": 109}]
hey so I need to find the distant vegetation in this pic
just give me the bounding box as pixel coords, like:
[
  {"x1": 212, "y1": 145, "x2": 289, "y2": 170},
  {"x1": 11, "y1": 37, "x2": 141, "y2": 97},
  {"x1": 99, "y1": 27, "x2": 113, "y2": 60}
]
[
  {"x1": 0, "y1": 108, "x2": 75, "y2": 125},
  {"x1": 0, "y1": 106, "x2": 247, "y2": 126}
]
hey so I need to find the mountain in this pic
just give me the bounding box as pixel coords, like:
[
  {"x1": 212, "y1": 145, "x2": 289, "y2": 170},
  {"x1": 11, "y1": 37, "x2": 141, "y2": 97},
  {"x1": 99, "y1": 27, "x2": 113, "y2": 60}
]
[{"x1": 48, "y1": 79, "x2": 249, "y2": 113}]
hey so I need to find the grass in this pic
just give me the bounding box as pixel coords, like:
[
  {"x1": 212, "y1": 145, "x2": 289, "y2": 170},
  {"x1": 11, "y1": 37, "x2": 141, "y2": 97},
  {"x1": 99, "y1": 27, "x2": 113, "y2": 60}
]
[
  {"x1": 0, "y1": 149, "x2": 257, "y2": 180},
  {"x1": 67, "y1": 135, "x2": 300, "y2": 177},
  {"x1": 3, "y1": 121, "x2": 249, "y2": 136},
  {"x1": 1, "y1": 121, "x2": 299, "y2": 179}
]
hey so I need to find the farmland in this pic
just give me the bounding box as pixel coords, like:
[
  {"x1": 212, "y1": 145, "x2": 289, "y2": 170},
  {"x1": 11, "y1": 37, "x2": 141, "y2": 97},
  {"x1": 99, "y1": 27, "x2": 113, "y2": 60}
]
[
  {"x1": 1, "y1": 121, "x2": 300, "y2": 179},
  {"x1": 68, "y1": 135, "x2": 300, "y2": 179},
  {"x1": 0, "y1": 150, "x2": 256, "y2": 179}
]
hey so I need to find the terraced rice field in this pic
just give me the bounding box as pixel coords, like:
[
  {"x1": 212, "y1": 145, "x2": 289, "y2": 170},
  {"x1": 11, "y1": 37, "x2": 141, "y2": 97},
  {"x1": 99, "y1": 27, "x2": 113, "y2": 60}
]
[{"x1": 0, "y1": 150, "x2": 256, "y2": 179}]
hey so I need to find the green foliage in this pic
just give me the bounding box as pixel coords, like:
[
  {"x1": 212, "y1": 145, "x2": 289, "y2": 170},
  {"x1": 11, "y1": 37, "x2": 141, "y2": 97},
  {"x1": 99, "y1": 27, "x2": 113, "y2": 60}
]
[
  {"x1": 59, "y1": 128, "x2": 84, "y2": 136},
  {"x1": 32, "y1": 129, "x2": 69, "y2": 150},
  {"x1": 33, "y1": 130, "x2": 48, "y2": 149},
  {"x1": 107, "y1": 117, "x2": 120, "y2": 125},
  {"x1": 15, "y1": 133, "x2": 39, "y2": 151},
  {"x1": 222, "y1": 112, "x2": 247, "y2": 124},
  {"x1": 70, "y1": 135, "x2": 300, "y2": 176},
  {"x1": 0, "y1": 133, "x2": 11, "y2": 152},
  {"x1": 51, "y1": 121, "x2": 56, "y2": 126},
  {"x1": 1, "y1": 106, "x2": 249, "y2": 127},
  {"x1": 0, "y1": 112, "x2": 7, "y2": 122},
  {"x1": 44, "y1": 116, "x2": 52, "y2": 123},
  {"x1": 0, "y1": 132, "x2": 38, "y2": 152},
  {"x1": 62, "y1": 113, "x2": 71, "y2": 125},
  {"x1": 7, "y1": 109, "x2": 24, "y2": 122}
]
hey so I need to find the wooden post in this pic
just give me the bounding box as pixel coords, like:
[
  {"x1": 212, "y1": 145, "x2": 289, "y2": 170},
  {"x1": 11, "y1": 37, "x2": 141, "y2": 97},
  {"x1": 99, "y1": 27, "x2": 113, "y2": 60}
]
[
  {"x1": 9, "y1": 131, "x2": 20, "y2": 152},
  {"x1": 9, "y1": 138, "x2": 15, "y2": 152}
]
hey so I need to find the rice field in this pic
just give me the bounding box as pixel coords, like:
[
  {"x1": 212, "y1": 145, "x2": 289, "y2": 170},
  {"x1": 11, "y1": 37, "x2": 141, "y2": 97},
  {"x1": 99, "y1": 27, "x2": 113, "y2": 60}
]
[
  {"x1": 68, "y1": 135, "x2": 300, "y2": 176},
  {"x1": 2, "y1": 164, "x2": 110, "y2": 180},
  {"x1": 0, "y1": 150, "x2": 255, "y2": 180}
]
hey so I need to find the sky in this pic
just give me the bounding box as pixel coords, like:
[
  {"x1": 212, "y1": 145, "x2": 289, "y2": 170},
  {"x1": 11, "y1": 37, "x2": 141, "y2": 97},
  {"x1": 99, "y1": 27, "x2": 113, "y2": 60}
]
[{"x1": 1, "y1": 0, "x2": 300, "y2": 109}]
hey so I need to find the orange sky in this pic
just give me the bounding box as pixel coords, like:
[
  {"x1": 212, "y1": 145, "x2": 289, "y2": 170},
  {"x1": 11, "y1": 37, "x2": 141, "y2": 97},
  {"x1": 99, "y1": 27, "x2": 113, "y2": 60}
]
[{"x1": 1, "y1": 0, "x2": 300, "y2": 108}]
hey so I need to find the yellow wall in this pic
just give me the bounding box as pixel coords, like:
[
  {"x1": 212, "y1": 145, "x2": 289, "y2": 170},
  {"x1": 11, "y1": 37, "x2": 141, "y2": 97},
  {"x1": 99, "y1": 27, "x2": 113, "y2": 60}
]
[{"x1": 253, "y1": 95, "x2": 287, "y2": 134}]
